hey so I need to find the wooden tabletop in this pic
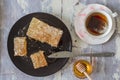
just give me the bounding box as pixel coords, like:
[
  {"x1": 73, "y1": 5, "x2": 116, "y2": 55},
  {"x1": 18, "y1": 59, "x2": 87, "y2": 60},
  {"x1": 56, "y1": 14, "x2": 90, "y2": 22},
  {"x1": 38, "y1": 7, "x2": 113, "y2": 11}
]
[{"x1": 0, "y1": 0, "x2": 120, "y2": 80}]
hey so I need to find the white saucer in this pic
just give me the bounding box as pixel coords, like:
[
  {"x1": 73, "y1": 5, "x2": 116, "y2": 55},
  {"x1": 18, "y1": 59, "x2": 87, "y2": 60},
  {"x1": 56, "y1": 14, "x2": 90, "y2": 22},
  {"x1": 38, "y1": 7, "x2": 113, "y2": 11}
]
[{"x1": 74, "y1": 4, "x2": 116, "y2": 45}]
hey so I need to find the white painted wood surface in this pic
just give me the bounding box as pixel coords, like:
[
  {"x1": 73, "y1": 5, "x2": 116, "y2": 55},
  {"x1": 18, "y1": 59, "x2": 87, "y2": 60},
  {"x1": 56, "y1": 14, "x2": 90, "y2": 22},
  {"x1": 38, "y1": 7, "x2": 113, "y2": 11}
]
[{"x1": 0, "y1": 0, "x2": 120, "y2": 80}]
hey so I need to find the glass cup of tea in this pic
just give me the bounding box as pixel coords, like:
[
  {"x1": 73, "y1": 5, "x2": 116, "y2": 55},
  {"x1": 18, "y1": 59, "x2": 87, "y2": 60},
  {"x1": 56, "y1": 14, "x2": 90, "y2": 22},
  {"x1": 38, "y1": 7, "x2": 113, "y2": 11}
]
[
  {"x1": 84, "y1": 10, "x2": 117, "y2": 38},
  {"x1": 73, "y1": 59, "x2": 93, "y2": 79}
]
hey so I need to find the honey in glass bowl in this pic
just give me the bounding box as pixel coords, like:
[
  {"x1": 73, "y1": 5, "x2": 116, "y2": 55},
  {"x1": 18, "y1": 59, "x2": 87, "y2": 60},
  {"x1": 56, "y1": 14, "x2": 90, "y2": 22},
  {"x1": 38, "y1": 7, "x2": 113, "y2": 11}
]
[{"x1": 73, "y1": 60, "x2": 93, "y2": 79}]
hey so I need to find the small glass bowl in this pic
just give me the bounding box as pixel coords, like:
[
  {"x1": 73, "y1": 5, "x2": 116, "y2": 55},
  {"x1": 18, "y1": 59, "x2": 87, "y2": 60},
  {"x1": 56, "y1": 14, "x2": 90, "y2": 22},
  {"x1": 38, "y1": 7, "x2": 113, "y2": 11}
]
[{"x1": 73, "y1": 60, "x2": 93, "y2": 79}]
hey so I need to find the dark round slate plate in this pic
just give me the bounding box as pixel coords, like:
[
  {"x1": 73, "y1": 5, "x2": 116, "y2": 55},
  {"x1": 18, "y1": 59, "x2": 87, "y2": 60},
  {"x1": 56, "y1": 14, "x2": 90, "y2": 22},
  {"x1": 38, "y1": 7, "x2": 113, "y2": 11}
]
[{"x1": 7, "y1": 12, "x2": 72, "y2": 76}]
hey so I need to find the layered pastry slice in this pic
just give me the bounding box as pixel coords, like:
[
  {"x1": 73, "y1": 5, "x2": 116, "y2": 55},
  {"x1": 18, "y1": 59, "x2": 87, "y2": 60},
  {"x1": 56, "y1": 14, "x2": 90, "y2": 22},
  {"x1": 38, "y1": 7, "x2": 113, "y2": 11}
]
[
  {"x1": 30, "y1": 50, "x2": 48, "y2": 69},
  {"x1": 27, "y1": 17, "x2": 63, "y2": 47},
  {"x1": 14, "y1": 37, "x2": 27, "y2": 56}
]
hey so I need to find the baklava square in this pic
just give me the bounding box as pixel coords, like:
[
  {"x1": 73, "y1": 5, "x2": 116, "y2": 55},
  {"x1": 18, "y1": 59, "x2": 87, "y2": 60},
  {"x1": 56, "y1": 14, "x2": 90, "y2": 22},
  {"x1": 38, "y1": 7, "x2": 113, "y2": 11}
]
[
  {"x1": 14, "y1": 37, "x2": 27, "y2": 56},
  {"x1": 30, "y1": 51, "x2": 48, "y2": 69}
]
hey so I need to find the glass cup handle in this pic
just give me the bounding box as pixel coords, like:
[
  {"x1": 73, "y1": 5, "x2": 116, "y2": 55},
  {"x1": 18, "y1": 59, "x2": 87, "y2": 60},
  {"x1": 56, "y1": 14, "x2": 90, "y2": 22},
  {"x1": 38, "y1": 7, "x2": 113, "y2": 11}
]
[{"x1": 112, "y1": 12, "x2": 118, "y2": 17}]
